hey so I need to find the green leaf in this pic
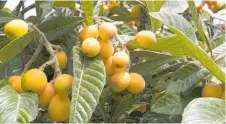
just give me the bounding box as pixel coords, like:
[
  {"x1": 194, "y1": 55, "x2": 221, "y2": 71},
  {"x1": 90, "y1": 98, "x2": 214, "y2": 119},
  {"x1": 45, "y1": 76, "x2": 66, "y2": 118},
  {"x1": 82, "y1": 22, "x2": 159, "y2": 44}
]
[
  {"x1": 210, "y1": 34, "x2": 225, "y2": 51},
  {"x1": 130, "y1": 56, "x2": 178, "y2": 76},
  {"x1": 35, "y1": 1, "x2": 44, "y2": 23},
  {"x1": 0, "y1": 57, "x2": 22, "y2": 79},
  {"x1": 129, "y1": 12, "x2": 225, "y2": 83},
  {"x1": 145, "y1": 0, "x2": 165, "y2": 32},
  {"x1": 53, "y1": 0, "x2": 76, "y2": 11},
  {"x1": 0, "y1": 32, "x2": 34, "y2": 63},
  {"x1": 110, "y1": 94, "x2": 133, "y2": 122},
  {"x1": 109, "y1": 7, "x2": 131, "y2": 16},
  {"x1": 151, "y1": 12, "x2": 225, "y2": 83},
  {"x1": 182, "y1": 98, "x2": 225, "y2": 123},
  {"x1": 151, "y1": 12, "x2": 197, "y2": 43},
  {"x1": 0, "y1": 34, "x2": 9, "y2": 49},
  {"x1": 39, "y1": 1, "x2": 53, "y2": 10},
  {"x1": 109, "y1": 15, "x2": 138, "y2": 23},
  {"x1": 117, "y1": 24, "x2": 138, "y2": 36},
  {"x1": 0, "y1": 10, "x2": 17, "y2": 24},
  {"x1": 0, "y1": 79, "x2": 38, "y2": 123},
  {"x1": 140, "y1": 113, "x2": 181, "y2": 123},
  {"x1": 38, "y1": 16, "x2": 84, "y2": 41},
  {"x1": 69, "y1": 46, "x2": 105, "y2": 123},
  {"x1": 130, "y1": 50, "x2": 172, "y2": 58},
  {"x1": 166, "y1": 63, "x2": 209, "y2": 94},
  {"x1": 187, "y1": 1, "x2": 212, "y2": 54},
  {"x1": 161, "y1": 0, "x2": 188, "y2": 13},
  {"x1": 81, "y1": 1, "x2": 94, "y2": 26},
  {"x1": 151, "y1": 94, "x2": 184, "y2": 115}
]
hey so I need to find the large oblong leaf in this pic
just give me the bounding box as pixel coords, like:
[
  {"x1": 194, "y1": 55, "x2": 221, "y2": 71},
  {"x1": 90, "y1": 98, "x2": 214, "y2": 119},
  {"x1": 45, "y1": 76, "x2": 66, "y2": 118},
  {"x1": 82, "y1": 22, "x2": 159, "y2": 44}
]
[
  {"x1": 130, "y1": 56, "x2": 177, "y2": 76},
  {"x1": 151, "y1": 94, "x2": 184, "y2": 115},
  {"x1": 128, "y1": 12, "x2": 225, "y2": 83},
  {"x1": 0, "y1": 79, "x2": 38, "y2": 123},
  {"x1": 182, "y1": 98, "x2": 225, "y2": 123},
  {"x1": 0, "y1": 10, "x2": 17, "y2": 24},
  {"x1": 0, "y1": 32, "x2": 34, "y2": 63},
  {"x1": 69, "y1": 46, "x2": 105, "y2": 123},
  {"x1": 38, "y1": 16, "x2": 84, "y2": 41},
  {"x1": 165, "y1": 63, "x2": 209, "y2": 94},
  {"x1": 81, "y1": 1, "x2": 94, "y2": 26}
]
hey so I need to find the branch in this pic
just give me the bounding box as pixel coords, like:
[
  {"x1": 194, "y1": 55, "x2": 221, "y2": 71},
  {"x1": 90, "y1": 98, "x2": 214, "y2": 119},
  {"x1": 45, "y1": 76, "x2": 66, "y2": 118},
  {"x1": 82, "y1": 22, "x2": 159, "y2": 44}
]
[
  {"x1": 39, "y1": 59, "x2": 55, "y2": 71},
  {"x1": 22, "y1": 42, "x2": 44, "y2": 75},
  {"x1": 28, "y1": 23, "x2": 62, "y2": 77},
  {"x1": 21, "y1": 4, "x2": 35, "y2": 15},
  {"x1": 13, "y1": 1, "x2": 24, "y2": 14}
]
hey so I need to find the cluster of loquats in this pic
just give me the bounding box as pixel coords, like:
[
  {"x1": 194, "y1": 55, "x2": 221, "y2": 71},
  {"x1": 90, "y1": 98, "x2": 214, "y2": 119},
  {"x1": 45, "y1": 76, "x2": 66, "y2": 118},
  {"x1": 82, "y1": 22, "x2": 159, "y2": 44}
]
[
  {"x1": 202, "y1": 82, "x2": 225, "y2": 100},
  {"x1": 8, "y1": 69, "x2": 73, "y2": 122},
  {"x1": 79, "y1": 21, "x2": 157, "y2": 94},
  {"x1": 5, "y1": 19, "x2": 73, "y2": 122}
]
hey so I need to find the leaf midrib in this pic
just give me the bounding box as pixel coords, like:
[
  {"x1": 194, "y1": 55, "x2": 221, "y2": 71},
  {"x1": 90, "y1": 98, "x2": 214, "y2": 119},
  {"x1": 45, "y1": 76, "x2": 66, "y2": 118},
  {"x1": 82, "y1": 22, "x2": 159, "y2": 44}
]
[
  {"x1": 14, "y1": 94, "x2": 21, "y2": 122},
  {"x1": 72, "y1": 56, "x2": 85, "y2": 122}
]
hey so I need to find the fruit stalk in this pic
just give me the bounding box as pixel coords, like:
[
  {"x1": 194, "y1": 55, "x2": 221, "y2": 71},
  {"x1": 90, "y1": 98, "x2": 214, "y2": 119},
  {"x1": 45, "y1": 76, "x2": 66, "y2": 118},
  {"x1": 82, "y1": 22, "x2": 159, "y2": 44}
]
[
  {"x1": 22, "y1": 41, "x2": 44, "y2": 75},
  {"x1": 39, "y1": 59, "x2": 55, "y2": 71},
  {"x1": 115, "y1": 35, "x2": 131, "y2": 70},
  {"x1": 28, "y1": 23, "x2": 62, "y2": 77}
]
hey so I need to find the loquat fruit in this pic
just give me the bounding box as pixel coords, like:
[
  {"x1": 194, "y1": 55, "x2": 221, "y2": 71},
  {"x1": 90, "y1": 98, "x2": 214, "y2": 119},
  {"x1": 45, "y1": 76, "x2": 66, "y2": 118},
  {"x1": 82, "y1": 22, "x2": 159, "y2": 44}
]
[
  {"x1": 131, "y1": 5, "x2": 142, "y2": 18},
  {"x1": 127, "y1": 73, "x2": 145, "y2": 94},
  {"x1": 81, "y1": 38, "x2": 100, "y2": 57},
  {"x1": 48, "y1": 92, "x2": 70, "y2": 122},
  {"x1": 54, "y1": 74, "x2": 73, "y2": 93},
  {"x1": 136, "y1": 30, "x2": 156, "y2": 48},
  {"x1": 112, "y1": 51, "x2": 129, "y2": 69},
  {"x1": 110, "y1": 71, "x2": 130, "y2": 92},
  {"x1": 8, "y1": 76, "x2": 23, "y2": 94},
  {"x1": 39, "y1": 83, "x2": 55, "y2": 107},
  {"x1": 79, "y1": 25, "x2": 98, "y2": 41},
  {"x1": 21, "y1": 69, "x2": 47, "y2": 94},
  {"x1": 50, "y1": 49, "x2": 68, "y2": 70},
  {"x1": 202, "y1": 83, "x2": 222, "y2": 98},
  {"x1": 98, "y1": 22, "x2": 117, "y2": 40},
  {"x1": 4, "y1": 19, "x2": 28, "y2": 40},
  {"x1": 98, "y1": 38, "x2": 114, "y2": 60}
]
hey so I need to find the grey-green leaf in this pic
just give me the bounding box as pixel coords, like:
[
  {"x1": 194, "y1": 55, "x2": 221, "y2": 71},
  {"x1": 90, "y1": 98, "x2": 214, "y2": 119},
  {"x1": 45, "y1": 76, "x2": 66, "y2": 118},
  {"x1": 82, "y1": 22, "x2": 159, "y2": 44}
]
[
  {"x1": 151, "y1": 94, "x2": 184, "y2": 115},
  {"x1": 166, "y1": 63, "x2": 209, "y2": 94},
  {"x1": 150, "y1": 12, "x2": 197, "y2": 43},
  {"x1": 69, "y1": 46, "x2": 105, "y2": 123},
  {"x1": 187, "y1": 1, "x2": 212, "y2": 54},
  {"x1": 81, "y1": 1, "x2": 94, "y2": 26},
  {"x1": 161, "y1": 0, "x2": 188, "y2": 13},
  {"x1": 0, "y1": 10, "x2": 17, "y2": 24},
  {"x1": 38, "y1": 16, "x2": 84, "y2": 41},
  {"x1": 130, "y1": 56, "x2": 177, "y2": 76},
  {"x1": 182, "y1": 98, "x2": 225, "y2": 123},
  {"x1": 0, "y1": 32, "x2": 34, "y2": 63},
  {"x1": 110, "y1": 94, "x2": 133, "y2": 122},
  {"x1": 0, "y1": 79, "x2": 38, "y2": 123}
]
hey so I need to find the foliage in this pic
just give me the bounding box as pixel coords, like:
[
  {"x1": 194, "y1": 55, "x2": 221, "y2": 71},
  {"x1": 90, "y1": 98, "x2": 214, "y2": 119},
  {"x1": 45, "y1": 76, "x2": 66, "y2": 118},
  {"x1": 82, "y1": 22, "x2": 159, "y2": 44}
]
[{"x1": 0, "y1": 0, "x2": 225, "y2": 123}]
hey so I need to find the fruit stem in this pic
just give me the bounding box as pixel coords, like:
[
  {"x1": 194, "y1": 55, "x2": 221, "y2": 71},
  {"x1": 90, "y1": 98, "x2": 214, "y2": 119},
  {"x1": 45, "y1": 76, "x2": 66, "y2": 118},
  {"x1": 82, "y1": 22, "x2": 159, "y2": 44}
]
[
  {"x1": 115, "y1": 35, "x2": 131, "y2": 71},
  {"x1": 22, "y1": 42, "x2": 44, "y2": 75},
  {"x1": 115, "y1": 35, "x2": 125, "y2": 49},
  {"x1": 51, "y1": 44, "x2": 63, "y2": 50},
  {"x1": 39, "y1": 59, "x2": 55, "y2": 71},
  {"x1": 28, "y1": 23, "x2": 62, "y2": 77}
]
